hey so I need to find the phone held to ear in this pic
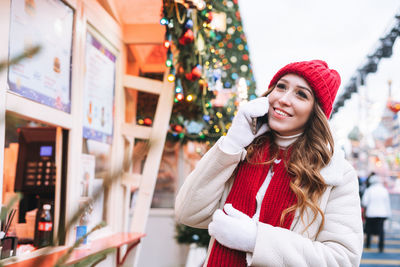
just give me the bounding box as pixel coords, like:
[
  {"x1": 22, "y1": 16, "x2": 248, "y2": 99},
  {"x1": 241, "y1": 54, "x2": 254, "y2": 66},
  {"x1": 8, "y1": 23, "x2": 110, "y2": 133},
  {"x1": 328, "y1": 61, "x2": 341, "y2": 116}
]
[{"x1": 251, "y1": 113, "x2": 268, "y2": 135}]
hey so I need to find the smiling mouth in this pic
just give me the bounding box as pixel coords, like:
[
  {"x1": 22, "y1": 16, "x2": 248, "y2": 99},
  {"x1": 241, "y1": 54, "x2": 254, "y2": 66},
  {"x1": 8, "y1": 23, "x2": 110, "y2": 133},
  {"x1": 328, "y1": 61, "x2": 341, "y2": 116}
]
[{"x1": 274, "y1": 108, "x2": 291, "y2": 117}]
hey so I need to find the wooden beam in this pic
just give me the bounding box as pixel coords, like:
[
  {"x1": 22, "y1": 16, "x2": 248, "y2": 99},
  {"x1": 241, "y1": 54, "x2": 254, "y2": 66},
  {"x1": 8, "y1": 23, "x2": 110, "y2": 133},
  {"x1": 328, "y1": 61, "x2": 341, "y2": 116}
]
[
  {"x1": 6, "y1": 93, "x2": 73, "y2": 129},
  {"x1": 123, "y1": 75, "x2": 163, "y2": 95},
  {"x1": 121, "y1": 123, "x2": 152, "y2": 139},
  {"x1": 123, "y1": 24, "x2": 165, "y2": 44},
  {"x1": 141, "y1": 63, "x2": 167, "y2": 74},
  {"x1": 129, "y1": 72, "x2": 175, "y2": 234},
  {"x1": 121, "y1": 172, "x2": 141, "y2": 188},
  {"x1": 97, "y1": 0, "x2": 121, "y2": 23}
]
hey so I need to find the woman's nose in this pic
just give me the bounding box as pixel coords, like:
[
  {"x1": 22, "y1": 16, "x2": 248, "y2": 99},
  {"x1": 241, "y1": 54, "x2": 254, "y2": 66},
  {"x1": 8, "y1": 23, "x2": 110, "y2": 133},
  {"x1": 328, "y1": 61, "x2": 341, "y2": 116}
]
[{"x1": 278, "y1": 91, "x2": 291, "y2": 105}]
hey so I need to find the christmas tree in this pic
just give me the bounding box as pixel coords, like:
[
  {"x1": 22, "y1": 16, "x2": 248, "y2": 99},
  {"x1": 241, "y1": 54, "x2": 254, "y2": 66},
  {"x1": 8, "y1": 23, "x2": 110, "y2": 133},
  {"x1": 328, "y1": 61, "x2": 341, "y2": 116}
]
[
  {"x1": 160, "y1": 0, "x2": 256, "y2": 248},
  {"x1": 159, "y1": 0, "x2": 256, "y2": 146}
]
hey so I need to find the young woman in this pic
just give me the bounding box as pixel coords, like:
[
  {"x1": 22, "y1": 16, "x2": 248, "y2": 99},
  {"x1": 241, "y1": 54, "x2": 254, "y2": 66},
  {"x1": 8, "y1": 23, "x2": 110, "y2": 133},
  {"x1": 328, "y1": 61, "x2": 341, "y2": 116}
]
[{"x1": 175, "y1": 60, "x2": 363, "y2": 266}]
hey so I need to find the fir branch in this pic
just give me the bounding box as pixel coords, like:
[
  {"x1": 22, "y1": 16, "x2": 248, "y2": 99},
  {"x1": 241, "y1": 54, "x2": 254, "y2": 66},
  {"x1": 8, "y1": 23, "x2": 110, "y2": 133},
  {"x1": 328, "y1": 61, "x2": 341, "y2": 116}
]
[
  {"x1": 0, "y1": 46, "x2": 41, "y2": 72},
  {"x1": 54, "y1": 222, "x2": 107, "y2": 267}
]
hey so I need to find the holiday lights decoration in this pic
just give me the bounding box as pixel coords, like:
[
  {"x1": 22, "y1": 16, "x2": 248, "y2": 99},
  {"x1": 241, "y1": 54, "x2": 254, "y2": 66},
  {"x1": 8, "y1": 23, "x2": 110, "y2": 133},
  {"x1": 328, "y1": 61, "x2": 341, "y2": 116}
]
[{"x1": 158, "y1": 0, "x2": 256, "y2": 144}]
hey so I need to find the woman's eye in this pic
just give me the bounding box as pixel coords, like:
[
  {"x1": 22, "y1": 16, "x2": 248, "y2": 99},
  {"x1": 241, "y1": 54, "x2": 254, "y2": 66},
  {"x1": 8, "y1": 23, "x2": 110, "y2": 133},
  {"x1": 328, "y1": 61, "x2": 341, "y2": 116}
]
[
  {"x1": 297, "y1": 90, "x2": 308, "y2": 99},
  {"x1": 276, "y1": 83, "x2": 286, "y2": 90}
]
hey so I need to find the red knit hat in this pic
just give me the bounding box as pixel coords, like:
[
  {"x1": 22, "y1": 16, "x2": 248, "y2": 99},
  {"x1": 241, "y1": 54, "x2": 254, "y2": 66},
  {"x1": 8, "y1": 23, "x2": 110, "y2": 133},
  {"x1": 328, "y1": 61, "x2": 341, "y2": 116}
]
[{"x1": 268, "y1": 60, "x2": 341, "y2": 118}]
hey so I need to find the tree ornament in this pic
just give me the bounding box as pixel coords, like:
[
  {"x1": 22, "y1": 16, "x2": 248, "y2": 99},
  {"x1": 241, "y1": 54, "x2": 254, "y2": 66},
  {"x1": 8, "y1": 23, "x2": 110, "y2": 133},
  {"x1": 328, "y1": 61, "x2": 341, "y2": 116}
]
[
  {"x1": 388, "y1": 101, "x2": 400, "y2": 113},
  {"x1": 197, "y1": 33, "x2": 205, "y2": 52},
  {"x1": 240, "y1": 65, "x2": 248, "y2": 72},
  {"x1": 185, "y1": 121, "x2": 204, "y2": 134},
  {"x1": 144, "y1": 118, "x2": 152, "y2": 126},
  {"x1": 197, "y1": 1, "x2": 206, "y2": 10},
  {"x1": 205, "y1": 12, "x2": 213, "y2": 23},
  {"x1": 174, "y1": 124, "x2": 183, "y2": 132},
  {"x1": 179, "y1": 29, "x2": 194, "y2": 45},
  {"x1": 199, "y1": 79, "x2": 207, "y2": 87},
  {"x1": 185, "y1": 72, "x2": 193, "y2": 81},
  {"x1": 185, "y1": 19, "x2": 194, "y2": 29},
  {"x1": 190, "y1": 65, "x2": 202, "y2": 81},
  {"x1": 209, "y1": 30, "x2": 216, "y2": 39}
]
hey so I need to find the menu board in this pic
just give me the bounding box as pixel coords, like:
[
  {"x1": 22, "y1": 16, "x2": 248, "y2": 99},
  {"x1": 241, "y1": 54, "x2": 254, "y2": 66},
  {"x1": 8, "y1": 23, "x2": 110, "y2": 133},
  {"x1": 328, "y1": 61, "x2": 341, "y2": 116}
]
[
  {"x1": 82, "y1": 33, "x2": 116, "y2": 144},
  {"x1": 8, "y1": 0, "x2": 74, "y2": 113}
]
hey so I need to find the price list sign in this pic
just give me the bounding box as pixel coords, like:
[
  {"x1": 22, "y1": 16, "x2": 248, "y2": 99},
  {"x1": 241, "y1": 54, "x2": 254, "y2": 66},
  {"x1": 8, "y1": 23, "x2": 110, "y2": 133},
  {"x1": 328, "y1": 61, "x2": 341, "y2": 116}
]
[
  {"x1": 8, "y1": 0, "x2": 74, "y2": 112},
  {"x1": 82, "y1": 33, "x2": 116, "y2": 144}
]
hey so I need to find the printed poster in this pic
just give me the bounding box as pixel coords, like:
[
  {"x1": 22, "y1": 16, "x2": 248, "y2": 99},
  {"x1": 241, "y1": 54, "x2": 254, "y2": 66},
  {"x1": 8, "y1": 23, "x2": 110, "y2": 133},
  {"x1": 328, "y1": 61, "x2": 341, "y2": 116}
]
[
  {"x1": 8, "y1": 0, "x2": 74, "y2": 112},
  {"x1": 83, "y1": 33, "x2": 115, "y2": 144}
]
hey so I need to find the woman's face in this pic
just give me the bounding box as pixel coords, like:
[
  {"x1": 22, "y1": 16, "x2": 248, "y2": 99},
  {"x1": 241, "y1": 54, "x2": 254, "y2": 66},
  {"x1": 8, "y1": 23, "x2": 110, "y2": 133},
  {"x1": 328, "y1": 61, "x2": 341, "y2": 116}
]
[{"x1": 267, "y1": 74, "x2": 315, "y2": 136}]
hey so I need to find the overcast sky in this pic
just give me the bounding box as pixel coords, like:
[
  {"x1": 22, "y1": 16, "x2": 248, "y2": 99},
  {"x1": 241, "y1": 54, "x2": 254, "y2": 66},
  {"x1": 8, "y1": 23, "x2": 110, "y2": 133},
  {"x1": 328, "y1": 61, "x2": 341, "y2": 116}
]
[{"x1": 238, "y1": 0, "x2": 400, "y2": 148}]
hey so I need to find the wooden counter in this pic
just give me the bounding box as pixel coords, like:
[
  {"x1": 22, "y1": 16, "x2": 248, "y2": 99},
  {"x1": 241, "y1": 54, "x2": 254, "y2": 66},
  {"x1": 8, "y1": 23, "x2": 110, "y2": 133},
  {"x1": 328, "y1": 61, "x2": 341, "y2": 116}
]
[{"x1": 1, "y1": 232, "x2": 145, "y2": 267}]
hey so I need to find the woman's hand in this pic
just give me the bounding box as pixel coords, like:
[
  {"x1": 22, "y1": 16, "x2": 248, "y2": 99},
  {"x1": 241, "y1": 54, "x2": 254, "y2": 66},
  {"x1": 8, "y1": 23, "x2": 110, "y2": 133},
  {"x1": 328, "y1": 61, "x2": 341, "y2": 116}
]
[
  {"x1": 208, "y1": 204, "x2": 257, "y2": 252},
  {"x1": 222, "y1": 97, "x2": 269, "y2": 153}
]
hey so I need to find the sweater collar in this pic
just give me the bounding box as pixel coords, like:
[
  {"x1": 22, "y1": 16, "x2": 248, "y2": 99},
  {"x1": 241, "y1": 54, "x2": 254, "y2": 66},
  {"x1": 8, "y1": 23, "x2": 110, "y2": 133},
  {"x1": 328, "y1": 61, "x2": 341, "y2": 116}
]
[{"x1": 274, "y1": 132, "x2": 303, "y2": 148}]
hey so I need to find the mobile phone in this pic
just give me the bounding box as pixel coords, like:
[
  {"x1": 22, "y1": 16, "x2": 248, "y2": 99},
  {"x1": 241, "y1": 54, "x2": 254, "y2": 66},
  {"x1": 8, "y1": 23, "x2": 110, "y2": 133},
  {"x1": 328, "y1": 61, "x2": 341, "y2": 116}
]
[{"x1": 251, "y1": 113, "x2": 269, "y2": 135}]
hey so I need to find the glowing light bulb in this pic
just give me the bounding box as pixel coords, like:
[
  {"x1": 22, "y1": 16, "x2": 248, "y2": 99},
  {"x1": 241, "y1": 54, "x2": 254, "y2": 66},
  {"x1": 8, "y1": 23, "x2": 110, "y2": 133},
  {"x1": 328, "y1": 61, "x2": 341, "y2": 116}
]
[
  {"x1": 167, "y1": 74, "x2": 175, "y2": 82},
  {"x1": 160, "y1": 18, "x2": 168, "y2": 25},
  {"x1": 175, "y1": 86, "x2": 182, "y2": 93},
  {"x1": 176, "y1": 93, "x2": 184, "y2": 101}
]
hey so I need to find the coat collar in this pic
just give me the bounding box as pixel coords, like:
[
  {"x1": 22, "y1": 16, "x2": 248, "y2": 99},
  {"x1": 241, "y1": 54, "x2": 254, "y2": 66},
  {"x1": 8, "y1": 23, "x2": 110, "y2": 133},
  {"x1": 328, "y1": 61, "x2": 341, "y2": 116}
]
[{"x1": 320, "y1": 145, "x2": 346, "y2": 186}]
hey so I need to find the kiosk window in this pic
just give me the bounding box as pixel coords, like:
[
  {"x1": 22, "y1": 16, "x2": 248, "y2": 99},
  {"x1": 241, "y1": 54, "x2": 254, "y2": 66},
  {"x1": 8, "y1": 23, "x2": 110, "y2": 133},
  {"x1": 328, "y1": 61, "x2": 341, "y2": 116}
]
[{"x1": 2, "y1": 113, "x2": 63, "y2": 251}]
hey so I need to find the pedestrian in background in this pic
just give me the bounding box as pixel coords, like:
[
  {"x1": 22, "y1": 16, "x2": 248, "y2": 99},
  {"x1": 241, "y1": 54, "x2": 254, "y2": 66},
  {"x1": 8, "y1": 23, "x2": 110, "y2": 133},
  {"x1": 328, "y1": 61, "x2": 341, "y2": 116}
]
[
  {"x1": 362, "y1": 174, "x2": 391, "y2": 252},
  {"x1": 175, "y1": 60, "x2": 363, "y2": 266}
]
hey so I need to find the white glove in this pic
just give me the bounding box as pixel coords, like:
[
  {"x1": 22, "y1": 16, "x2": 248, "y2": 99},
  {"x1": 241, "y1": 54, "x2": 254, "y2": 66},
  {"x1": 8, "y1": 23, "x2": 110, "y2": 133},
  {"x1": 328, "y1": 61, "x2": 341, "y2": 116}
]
[
  {"x1": 208, "y1": 204, "x2": 257, "y2": 252},
  {"x1": 221, "y1": 97, "x2": 269, "y2": 154}
]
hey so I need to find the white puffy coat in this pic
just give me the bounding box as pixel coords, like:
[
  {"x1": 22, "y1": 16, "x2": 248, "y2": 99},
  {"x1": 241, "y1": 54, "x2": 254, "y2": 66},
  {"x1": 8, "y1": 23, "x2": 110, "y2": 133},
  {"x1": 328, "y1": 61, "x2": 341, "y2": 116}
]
[{"x1": 175, "y1": 137, "x2": 363, "y2": 267}]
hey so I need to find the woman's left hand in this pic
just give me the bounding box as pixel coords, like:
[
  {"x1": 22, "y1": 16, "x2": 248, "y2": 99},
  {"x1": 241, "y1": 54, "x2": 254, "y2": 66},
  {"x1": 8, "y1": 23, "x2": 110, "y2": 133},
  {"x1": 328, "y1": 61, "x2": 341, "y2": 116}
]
[{"x1": 208, "y1": 204, "x2": 257, "y2": 252}]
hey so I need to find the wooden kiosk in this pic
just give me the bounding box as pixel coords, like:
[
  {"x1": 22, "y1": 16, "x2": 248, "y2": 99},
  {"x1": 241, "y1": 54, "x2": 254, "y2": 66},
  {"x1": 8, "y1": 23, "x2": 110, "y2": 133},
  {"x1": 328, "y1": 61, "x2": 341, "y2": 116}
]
[{"x1": 0, "y1": 0, "x2": 172, "y2": 266}]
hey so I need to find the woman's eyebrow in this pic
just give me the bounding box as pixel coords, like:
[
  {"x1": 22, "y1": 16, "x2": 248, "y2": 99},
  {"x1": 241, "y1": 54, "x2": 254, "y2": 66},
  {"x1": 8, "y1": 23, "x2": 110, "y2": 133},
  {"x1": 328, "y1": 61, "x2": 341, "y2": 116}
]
[
  {"x1": 280, "y1": 78, "x2": 313, "y2": 94},
  {"x1": 297, "y1": 85, "x2": 313, "y2": 95}
]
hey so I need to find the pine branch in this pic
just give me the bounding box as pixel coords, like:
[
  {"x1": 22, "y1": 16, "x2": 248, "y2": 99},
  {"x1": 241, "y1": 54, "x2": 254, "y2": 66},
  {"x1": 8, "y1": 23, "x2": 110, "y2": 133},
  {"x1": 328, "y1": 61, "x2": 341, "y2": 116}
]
[
  {"x1": 0, "y1": 46, "x2": 41, "y2": 72},
  {"x1": 54, "y1": 222, "x2": 107, "y2": 267}
]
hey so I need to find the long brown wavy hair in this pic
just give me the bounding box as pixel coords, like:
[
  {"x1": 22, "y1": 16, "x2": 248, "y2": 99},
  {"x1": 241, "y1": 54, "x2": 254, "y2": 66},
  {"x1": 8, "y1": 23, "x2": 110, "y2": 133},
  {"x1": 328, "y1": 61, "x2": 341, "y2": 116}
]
[{"x1": 246, "y1": 85, "x2": 334, "y2": 236}]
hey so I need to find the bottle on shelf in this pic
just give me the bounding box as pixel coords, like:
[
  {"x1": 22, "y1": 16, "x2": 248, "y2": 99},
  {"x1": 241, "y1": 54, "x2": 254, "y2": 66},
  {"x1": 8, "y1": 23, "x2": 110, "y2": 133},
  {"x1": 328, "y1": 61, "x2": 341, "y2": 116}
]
[{"x1": 35, "y1": 204, "x2": 52, "y2": 248}]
